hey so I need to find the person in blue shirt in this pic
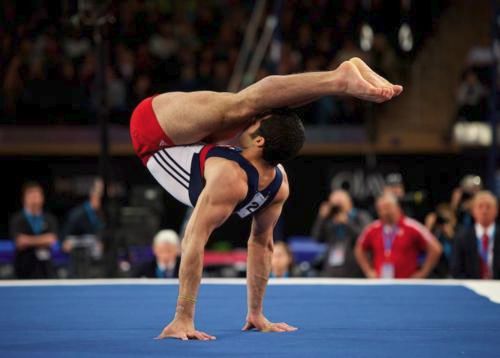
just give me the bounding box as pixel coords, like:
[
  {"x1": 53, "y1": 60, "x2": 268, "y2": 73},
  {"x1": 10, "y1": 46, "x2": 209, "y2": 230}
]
[
  {"x1": 62, "y1": 178, "x2": 105, "y2": 278},
  {"x1": 9, "y1": 182, "x2": 58, "y2": 279}
]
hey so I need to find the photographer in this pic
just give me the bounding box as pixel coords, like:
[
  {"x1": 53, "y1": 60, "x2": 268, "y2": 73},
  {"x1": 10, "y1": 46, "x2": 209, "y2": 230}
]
[
  {"x1": 425, "y1": 203, "x2": 457, "y2": 278},
  {"x1": 451, "y1": 175, "x2": 482, "y2": 228},
  {"x1": 311, "y1": 189, "x2": 372, "y2": 277}
]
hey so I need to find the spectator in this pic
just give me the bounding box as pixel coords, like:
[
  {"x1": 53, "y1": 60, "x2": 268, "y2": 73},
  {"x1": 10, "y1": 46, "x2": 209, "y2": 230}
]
[
  {"x1": 106, "y1": 67, "x2": 127, "y2": 113},
  {"x1": 271, "y1": 241, "x2": 294, "y2": 278},
  {"x1": 451, "y1": 191, "x2": 500, "y2": 279},
  {"x1": 456, "y1": 70, "x2": 487, "y2": 122},
  {"x1": 62, "y1": 178, "x2": 105, "y2": 278},
  {"x1": 134, "y1": 229, "x2": 181, "y2": 278},
  {"x1": 425, "y1": 203, "x2": 457, "y2": 278},
  {"x1": 9, "y1": 182, "x2": 58, "y2": 279},
  {"x1": 451, "y1": 175, "x2": 483, "y2": 228},
  {"x1": 311, "y1": 189, "x2": 371, "y2": 277},
  {"x1": 355, "y1": 194, "x2": 442, "y2": 279},
  {"x1": 130, "y1": 74, "x2": 152, "y2": 107},
  {"x1": 148, "y1": 22, "x2": 178, "y2": 60},
  {"x1": 62, "y1": 28, "x2": 91, "y2": 60}
]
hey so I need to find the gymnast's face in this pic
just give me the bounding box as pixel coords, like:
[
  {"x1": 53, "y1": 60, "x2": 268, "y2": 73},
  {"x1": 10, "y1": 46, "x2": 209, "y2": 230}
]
[{"x1": 239, "y1": 117, "x2": 266, "y2": 150}]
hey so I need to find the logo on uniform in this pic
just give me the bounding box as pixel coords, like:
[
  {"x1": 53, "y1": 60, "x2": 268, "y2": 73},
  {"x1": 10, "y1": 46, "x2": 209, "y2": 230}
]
[{"x1": 159, "y1": 140, "x2": 167, "y2": 147}]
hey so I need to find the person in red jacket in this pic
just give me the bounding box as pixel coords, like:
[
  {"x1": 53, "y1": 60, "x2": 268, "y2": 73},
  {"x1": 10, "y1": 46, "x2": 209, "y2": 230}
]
[{"x1": 355, "y1": 194, "x2": 442, "y2": 279}]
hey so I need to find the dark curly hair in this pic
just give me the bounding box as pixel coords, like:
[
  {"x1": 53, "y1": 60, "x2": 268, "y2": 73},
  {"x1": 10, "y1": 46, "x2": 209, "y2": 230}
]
[{"x1": 251, "y1": 108, "x2": 305, "y2": 166}]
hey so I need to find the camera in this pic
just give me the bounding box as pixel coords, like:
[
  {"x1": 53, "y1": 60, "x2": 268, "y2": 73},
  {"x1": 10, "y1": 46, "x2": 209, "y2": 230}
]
[
  {"x1": 328, "y1": 205, "x2": 342, "y2": 218},
  {"x1": 435, "y1": 213, "x2": 449, "y2": 225}
]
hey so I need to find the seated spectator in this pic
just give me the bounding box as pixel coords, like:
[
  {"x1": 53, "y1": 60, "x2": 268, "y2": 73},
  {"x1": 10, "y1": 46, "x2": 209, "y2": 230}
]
[
  {"x1": 425, "y1": 203, "x2": 457, "y2": 278},
  {"x1": 134, "y1": 230, "x2": 181, "y2": 278},
  {"x1": 451, "y1": 191, "x2": 500, "y2": 279},
  {"x1": 62, "y1": 178, "x2": 105, "y2": 278},
  {"x1": 456, "y1": 70, "x2": 487, "y2": 122},
  {"x1": 355, "y1": 194, "x2": 442, "y2": 279},
  {"x1": 311, "y1": 190, "x2": 371, "y2": 277},
  {"x1": 9, "y1": 182, "x2": 58, "y2": 279},
  {"x1": 271, "y1": 241, "x2": 294, "y2": 278}
]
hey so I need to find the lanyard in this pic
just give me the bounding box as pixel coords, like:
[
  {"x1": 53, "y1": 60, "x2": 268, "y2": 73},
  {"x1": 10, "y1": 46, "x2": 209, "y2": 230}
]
[
  {"x1": 383, "y1": 225, "x2": 398, "y2": 257},
  {"x1": 23, "y1": 210, "x2": 45, "y2": 235},
  {"x1": 84, "y1": 202, "x2": 102, "y2": 230},
  {"x1": 477, "y1": 228, "x2": 495, "y2": 264}
]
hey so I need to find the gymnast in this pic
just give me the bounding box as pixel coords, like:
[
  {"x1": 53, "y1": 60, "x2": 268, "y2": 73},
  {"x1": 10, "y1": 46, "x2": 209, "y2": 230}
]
[{"x1": 129, "y1": 57, "x2": 403, "y2": 340}]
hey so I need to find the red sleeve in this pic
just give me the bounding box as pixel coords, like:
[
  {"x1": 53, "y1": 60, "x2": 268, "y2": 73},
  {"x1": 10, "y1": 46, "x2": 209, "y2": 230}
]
[
  {"x1": 406, "y1": 218, "x2": 435, "y2": 251},
  {"x1": 358, "y1": 225, "x2": 374, "y2": 250}
]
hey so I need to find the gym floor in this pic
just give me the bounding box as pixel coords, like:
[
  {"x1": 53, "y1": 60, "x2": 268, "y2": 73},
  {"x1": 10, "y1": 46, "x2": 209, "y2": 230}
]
[{"x1": 1, "y1": 279, "x2": 499, "y2": 358}]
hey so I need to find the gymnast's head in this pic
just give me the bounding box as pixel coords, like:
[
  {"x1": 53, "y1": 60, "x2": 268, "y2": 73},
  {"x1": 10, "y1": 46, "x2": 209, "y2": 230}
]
[{"x1": 239, "y1": 108, "x2": 305, "y2": 166}]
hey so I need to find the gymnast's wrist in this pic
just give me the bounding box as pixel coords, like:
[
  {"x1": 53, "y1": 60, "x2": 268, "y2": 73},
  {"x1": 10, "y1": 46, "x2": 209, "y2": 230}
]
[
  {"x1": 174, "y1": 309, "x2": 194, "y2": 322},
  {"x1": 247, "y1": 310, "x2": 264, "y2": 320},
  {"x1": 174, "y1": 301, "x2": 195, "y2": 321}
]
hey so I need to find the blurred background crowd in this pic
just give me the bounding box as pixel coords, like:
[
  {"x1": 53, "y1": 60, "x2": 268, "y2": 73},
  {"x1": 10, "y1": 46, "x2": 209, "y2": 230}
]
[
  {"x1": 2, "y1": 0, "x2": 500, "y2": 280},
  {"x1": 1, "y1": 0, "x2": 440, "y2": 126},
  {"x1": 5, "y1": 172, "x2": 499, "y2": 280}
]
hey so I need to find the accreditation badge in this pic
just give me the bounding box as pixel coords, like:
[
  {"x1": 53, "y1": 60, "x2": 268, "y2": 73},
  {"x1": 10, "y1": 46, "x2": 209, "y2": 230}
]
[
  {"x1": 381, "y1": 261, "x2": 395, "y2": 279},
  {"x1": 327, "y1": 242, "x2": 347, "y2": 267}
]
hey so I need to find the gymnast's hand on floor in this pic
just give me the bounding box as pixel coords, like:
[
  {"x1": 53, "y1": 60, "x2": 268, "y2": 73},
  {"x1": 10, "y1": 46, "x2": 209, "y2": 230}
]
[
  {"x1": 242, "y1": 313, "x2": 298, "y2": 333},
  {"x1": 155, "y1": 318, "x2": 216, "y2": 341}
]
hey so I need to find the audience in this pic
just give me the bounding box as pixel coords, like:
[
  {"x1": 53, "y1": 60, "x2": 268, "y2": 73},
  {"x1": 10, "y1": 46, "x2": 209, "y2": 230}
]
[
  {"x1": 134, "y1": 229, "x2": 181, "y2": 279},
  {"x1": 271, "y1": 241, "x2": 295, "y2": 278},
  {"x1": 311, "y1": 190, "x2": 371, "y2": 277},
  {"x1": 9, "y1": 182, "x2": 58, "y2": 279},
  {"x1": 0, "y1": 1, "x2": 439, "y2": 126},
  {"x1": 451, "y1": 191, "x2": 500, "y2": 279},
  {"x1": 5, "y1": 178, "x2": 500, "y2": 281},
  {"x1": 354, "y1": 194, "x2": 442, "y2": 279},
  {"x1": 61, "y1": 178, "x2": 105, "y2": 278}
]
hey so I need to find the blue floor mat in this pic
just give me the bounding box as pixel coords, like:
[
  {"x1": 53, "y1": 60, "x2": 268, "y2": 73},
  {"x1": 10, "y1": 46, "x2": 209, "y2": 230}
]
[{"x1": 0, "y1": 283, "x2": 499, "y2": 357}]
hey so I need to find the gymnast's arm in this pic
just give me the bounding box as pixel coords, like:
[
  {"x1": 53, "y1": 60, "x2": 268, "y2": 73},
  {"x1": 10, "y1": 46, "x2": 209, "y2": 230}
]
[
  {"x1": 157, "y1": 161, "x2": 247, "y2": 340},
  {"x1": 242, "y1": 169, "x2": 297, "y2": 333}
]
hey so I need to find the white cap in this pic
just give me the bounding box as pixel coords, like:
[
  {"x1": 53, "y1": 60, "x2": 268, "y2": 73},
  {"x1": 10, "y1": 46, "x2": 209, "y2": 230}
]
[{"x1": 153, "y1": 229, "x2": 180, "y2": 247}]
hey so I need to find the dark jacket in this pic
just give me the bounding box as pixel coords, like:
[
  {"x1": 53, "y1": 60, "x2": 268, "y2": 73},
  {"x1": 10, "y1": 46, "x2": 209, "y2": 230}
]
[
  {"x1": 9, "y1": 210, "x2": 58, "y2": 279},
  {"x1": 62, "y1": 202, "x2": 104, "y2": 239},
  {"x1": 134, "y1": 257, "x2": 181, "y2": 278},
  {"x1": 451, "y1": 225, "x2": 500, "y2": 279},
  {"x1": 311, "y1": 208, "x2": 372, "y2": 278}
]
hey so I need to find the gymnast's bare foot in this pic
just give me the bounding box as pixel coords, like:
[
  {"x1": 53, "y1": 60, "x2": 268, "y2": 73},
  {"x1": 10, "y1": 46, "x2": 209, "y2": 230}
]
[
  {"x1": 335, "y1": 58, "x2": 403, "y2": 103},
  {"x1": 349, "y1": 57, "x2": 403, "y2": 97}
]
